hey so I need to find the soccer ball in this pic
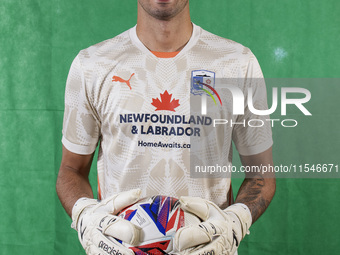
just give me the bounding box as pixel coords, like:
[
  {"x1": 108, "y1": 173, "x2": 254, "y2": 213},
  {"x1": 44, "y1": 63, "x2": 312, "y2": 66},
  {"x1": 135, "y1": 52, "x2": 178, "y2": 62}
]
[{"x1": 117, "y1": 195, "x2": 200, "y2": 254}]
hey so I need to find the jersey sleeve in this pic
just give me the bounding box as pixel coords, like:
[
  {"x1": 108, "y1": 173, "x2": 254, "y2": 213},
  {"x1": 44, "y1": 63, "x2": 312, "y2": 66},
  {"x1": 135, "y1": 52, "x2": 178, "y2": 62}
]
[
  {"x1": 61, "y1": 54, "x2": 101, "y2": 155},
  {"x1": 232, "y1": 51, "x2": 273, "y2": 156}
]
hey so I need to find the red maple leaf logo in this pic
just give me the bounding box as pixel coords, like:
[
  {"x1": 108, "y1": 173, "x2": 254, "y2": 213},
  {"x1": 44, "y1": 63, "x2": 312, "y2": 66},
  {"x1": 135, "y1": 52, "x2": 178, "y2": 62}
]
[{"x1": 151, "y1": 90, "x2": 180, "y2": 112}]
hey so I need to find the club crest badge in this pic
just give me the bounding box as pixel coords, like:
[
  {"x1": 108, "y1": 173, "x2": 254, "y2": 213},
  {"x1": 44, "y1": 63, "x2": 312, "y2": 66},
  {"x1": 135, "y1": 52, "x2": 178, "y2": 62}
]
[{"x1": 191, "y1": 70, "x2": 216, "y2": 96}]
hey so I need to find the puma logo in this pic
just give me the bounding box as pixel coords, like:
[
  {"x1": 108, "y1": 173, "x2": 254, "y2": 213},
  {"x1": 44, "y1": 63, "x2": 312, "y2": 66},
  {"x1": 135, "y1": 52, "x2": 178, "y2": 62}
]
[{"x1": 112, "y1": 73, "x2": 135, "y2": 90}]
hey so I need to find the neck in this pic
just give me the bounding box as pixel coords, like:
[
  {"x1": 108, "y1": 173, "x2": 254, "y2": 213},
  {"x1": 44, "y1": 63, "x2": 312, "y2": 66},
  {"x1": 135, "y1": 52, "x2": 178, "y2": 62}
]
[{"x1": 136, "y1": 4, "x2": 193, "y2": 52}]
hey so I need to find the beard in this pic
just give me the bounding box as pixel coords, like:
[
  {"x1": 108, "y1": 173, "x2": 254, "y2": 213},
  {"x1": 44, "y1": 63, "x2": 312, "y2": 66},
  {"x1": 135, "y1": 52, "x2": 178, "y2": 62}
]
[{"x1": 138, "y1": 0, "x2": 189, "y2": 21}]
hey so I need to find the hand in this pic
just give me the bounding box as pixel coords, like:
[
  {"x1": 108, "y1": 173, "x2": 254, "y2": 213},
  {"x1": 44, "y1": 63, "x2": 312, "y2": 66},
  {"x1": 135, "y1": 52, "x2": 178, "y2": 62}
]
[
  {"x1": 71, "y1": 189, "x2": 142, "y2": 255},
  {"x1": 174, "y1": 197, "x2": 252, "y2": 255}
]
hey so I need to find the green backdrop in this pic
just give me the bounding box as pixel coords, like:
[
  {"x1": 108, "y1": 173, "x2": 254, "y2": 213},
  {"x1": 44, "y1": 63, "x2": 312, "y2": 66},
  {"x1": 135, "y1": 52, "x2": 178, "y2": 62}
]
[{"x1": 1, "y1": 0, "x2": 339, "y2": 254}]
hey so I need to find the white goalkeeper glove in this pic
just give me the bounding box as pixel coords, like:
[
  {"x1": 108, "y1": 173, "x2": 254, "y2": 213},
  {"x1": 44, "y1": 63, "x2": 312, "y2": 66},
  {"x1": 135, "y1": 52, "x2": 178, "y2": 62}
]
[
  {"x1": 71, "y1": 189, "x2": 142, "y2": 255},
  {"x1": 174, "y1": 196, "x2": 252, "y2": 255}
]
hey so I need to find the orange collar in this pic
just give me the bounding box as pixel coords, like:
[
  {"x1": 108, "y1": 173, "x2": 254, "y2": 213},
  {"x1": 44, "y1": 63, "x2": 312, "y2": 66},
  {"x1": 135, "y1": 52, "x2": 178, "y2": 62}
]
[{"x1": 151, "y1": 51, "x2": 180, "y2": 58}]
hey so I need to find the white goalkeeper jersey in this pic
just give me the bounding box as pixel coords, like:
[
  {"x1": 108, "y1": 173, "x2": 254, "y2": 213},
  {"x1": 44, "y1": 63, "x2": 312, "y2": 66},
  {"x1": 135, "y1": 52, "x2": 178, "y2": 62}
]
[{"x1": 62, "y1": 24, "x2": 273, "y2": 208}]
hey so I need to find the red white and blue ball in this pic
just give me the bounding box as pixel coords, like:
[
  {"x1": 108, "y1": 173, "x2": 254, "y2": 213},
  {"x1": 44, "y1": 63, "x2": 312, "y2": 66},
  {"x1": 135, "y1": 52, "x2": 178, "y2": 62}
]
[{"x1": 117, "y1": 195, "x2": 199, "y2": 254}]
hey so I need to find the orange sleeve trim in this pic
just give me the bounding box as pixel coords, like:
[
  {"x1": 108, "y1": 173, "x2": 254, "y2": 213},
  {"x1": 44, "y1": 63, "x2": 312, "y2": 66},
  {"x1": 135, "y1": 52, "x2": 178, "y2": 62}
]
[
  {"x1": 97, "y1": 177, "x2": 102, "y2": 200},
  {"x1": 151, "y1": 51, "x2": 180, "y2": 58}
]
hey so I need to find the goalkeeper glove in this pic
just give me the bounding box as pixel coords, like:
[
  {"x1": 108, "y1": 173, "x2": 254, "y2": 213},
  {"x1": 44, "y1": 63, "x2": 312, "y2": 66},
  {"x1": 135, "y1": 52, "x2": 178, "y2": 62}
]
[
  {"x1": 174, "y1": 196, "x2": 252, "y2": 255},
  {"x1": 71, "y1": 189, "x2": 142, "y2": 255}
]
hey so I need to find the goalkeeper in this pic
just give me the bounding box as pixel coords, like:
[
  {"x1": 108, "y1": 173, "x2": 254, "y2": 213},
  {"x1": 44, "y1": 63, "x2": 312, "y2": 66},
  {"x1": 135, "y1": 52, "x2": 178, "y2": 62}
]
[{"x1": 56, "y1": 0, "x2": 276, "y2": 254}]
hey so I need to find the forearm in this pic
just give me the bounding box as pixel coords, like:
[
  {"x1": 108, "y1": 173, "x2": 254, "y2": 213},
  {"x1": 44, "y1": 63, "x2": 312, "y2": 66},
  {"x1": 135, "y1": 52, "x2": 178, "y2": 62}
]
[
  {"x1": 236, "y1": 147, "x2": 276, "y2": 223},
  {"x1": 56, "y1": 165, "x2": 94, "y2": 217},
  {"x1": 235, "y1": 175, "x2": 276, "y2": 223}
]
